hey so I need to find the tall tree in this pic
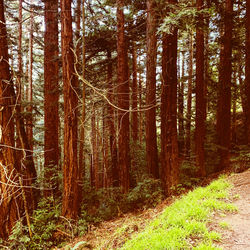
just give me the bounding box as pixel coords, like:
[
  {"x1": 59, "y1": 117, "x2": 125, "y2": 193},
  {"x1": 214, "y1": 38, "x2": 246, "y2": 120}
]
[
  {"x1": 145, "y1": 0, "x2": 159, "y2": 179},
  {"x1": 186, "y1": 32, "x2": 193, "y2": 157},
  {"x1": 27, "y1": 0, "x2": 34, "y2": 151},
  {"x1": 195, "y1": 0, "x2": 206, "y2": 177},
  {"x1": 131, "y1": 41, "x2": 138, "y2": 142},
  {"x1": 161, "y1": 0, "x2": 179, "y2": 195},
  {"x1": 78, "y1": 0, "x2": 86, "y2": 180},
  {"x1": 178, "y1": 52, "x2": 185, "y2": 156},
  {"x1": 117, "y1": 0, "x2": 130, "y2": 193},
  {"x1": 0, "y1": 0, "x2": 19, "y2": 237},
  {"x1": 216, "y1": 0, "x2": 233, "y2": 170},
  {"x1": 0, "y1": 0, "x2": 37, "y2": 237},
  {"x1": 44, "y1": 0, "x2": 59, "y2": 196},
  {"x1": 61, "y1": 0, "x2": 81, "y2": 218},
  {"x1": 246, "y1": 0, "x2": 250, "y2": 145},
  {"x1": 107, "y1": 49, "x2": 119, "y2": 186}
]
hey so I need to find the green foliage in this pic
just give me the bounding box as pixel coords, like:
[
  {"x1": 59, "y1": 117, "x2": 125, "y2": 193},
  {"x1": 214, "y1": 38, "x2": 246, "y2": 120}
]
[
  {"x1": 130, "y1": 142, "x2": 148, "y2": 184},
  {"x1": 8, "y1": 198, "x2": 60, "y2": 249},
  {"x1": 7, "y1": 197, "x2": 88, "y2": 250},
  {"x1": 126, "y1": 178, "x2": 163, "y2": 209},
  {"x1": 231, "y1": 145, "x2": 250, "y2": 173},
  {"x1": 81, "y1": 178, "x2": 164, "y2": 223},
  {"x1": 122, "y1": 178, "x2": 236, "y2": 249}
]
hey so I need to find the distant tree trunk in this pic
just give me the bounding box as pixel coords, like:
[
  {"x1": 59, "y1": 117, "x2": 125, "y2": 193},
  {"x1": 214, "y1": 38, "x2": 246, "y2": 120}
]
[
  {"x1": 27, "y1": 0, "x2": 33, "y2": 151},
  {"x1": 117, "y1": 0, "x2": 130, "y2": 193},
  {"x1": 238, "y1": 64, "x2": 248, "y2": 144},
  {"x1": 232, "y1": 71, "x2": 237, "y2": 145},
  {"x1": 16, "y1": 0, "x2": 23, "y2": 166},
  {"x1": 246, "y1": 0, "x2": 250, "y2": 145},
  {"x1": 178, "y1": 52, "x2": 185, "y2": 156},
  {"x1": 145, "y1": 0, "x2": 159, "y2": 179},
  {"x1": 186, "y1": 32, "x2": 193, "y2": 157},
  {"x1": 44, "y1": 0, "x2": 59, "y2": 197},
  {"x1": 102, "y1": 108, "x2": 109, "y2": 188},
  {"x1": 131, "y1": 41, "x2": 138, "y2": 142},
  {"x1": 216, "y1": 0, "x2": 233, "y2": 171},
  {"x1": 195, "y1": 0, "x2": 206, "y2": 177},
  {"x1": 161, "y1": 0, "x2": 179, "y2": 195},
  {"x1": 78, "y1": 0, "x2": 86, "y2": 180},
  {"x1": 91, "y1": 107, "x2": 99, "y2": 189},
  {"x1": 138, "y1": 72, "x2": 143, "y2": 144},
  {"x1": 0, "y1": 0, "x2": 37, "y2": 237},
  {"x1": 61, "y1": 0, "x2": 81, "y2": 218},
  {"x1": 107, "y1": 49, "x2": 119, "y2": 186},
  {"x1": 17, "y1": 0, "x2": 23, "y2": 105}
]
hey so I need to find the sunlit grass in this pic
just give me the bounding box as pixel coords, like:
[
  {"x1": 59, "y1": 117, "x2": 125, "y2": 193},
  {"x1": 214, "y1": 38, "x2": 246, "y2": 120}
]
[{"x1": 121, "y1": 177, "x2": 236, "y2": 250}]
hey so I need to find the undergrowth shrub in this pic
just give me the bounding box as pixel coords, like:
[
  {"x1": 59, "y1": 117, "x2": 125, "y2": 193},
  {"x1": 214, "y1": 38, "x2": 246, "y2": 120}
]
[
  {"x1": 126, "y1": 178, "x2": 163, "y2": 209},
  {"x1": 7, "y1": 197, "x2": 88, "y2": 249}
]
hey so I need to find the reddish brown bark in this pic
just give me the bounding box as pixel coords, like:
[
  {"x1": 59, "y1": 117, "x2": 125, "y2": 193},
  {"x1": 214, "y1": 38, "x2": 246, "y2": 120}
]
[
  {"x1": 186, "y1": 32, "x2": 193, "y2": 157},
  {"x1": 17, "y1": 0, "x2": 23, "y2": 105},
  {"x1": 145, "y1": 0, "x2": 159, "y2": 179},
  {"x1": 61, "y1": 0, "x2": 81, "y2": 218},
  {"x1": 91, "y1": 107, "x2": 99, "y2": 189},
  {"x1": 44, "y1": 0, "x2": 59, "y2": 196},
  {"x1": 131, "y1": 42, "x2": 138, "y2": 142},
  {"x1": 138, "y1": 72, "x2": 143, "y2": 144},
  {"x1": 232, "y1": 72, "x2": 237, "y2": 145},
  {"x1": 117, "y1": 0, "x2": 130, "y2": 193},
  {"x1": 216, "y1": 0, "x2": 233, "y2": 171},
  {"x1": 161, "y1": 2, "x2": 179, "y2": 195},
  {"x1": 195, "y1": 0, "x2": 206, "y2": 177},
  {"x1": 27, "y1": 1, "x2": 34, "y2": 151},
  {"x1": 0, "y1": 1, "x2": 19, "y2": 237},
  {"x1": 0, "y1": 0, "x2": 37, "y2": 237},
  {"x1": 78, "y1": 0, "x2": 86, "y2": 180},
  {"x1": 107, "y1": 49, "x2": 119, "y2": 187},
  {"x1": 102, "y1": 108, "x2": 109, "y2": 188},
  {"x1": 16, "y1": 0, "x2": 23, "y2": 166},
  {"x1": 246, "y1": 0, "x2": 250, "y2": 145},
  {"x1": 178, "y1": 52, "x2": 185, "y2": 156}
]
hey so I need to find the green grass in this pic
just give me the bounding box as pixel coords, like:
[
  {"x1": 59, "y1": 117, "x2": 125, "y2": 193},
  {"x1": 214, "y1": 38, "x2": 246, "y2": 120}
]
[
  {"x1": 121, "y1": 177, "x2": 237, "y2": 250},
  {"x1": 219, "y1": 221, "x2": 230, "y2": 230}
]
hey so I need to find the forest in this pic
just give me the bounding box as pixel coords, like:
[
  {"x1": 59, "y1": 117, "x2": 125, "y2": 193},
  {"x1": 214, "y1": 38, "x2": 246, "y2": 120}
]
[{"x1": 0, "y1": 0, "x2": 250, "y2": 248}]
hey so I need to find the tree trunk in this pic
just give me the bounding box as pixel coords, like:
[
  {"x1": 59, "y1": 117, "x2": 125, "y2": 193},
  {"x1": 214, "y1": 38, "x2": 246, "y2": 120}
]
[
  {"x1": 61, "y1": 0, "x2": 81, "y2": 219},
  {"x1": 107, "y1": 49, "x2": 119, "y2": 187},
  {"x1": 195, "y1": 0, "x2": 206, "y2": 177},
  {"x1": 27, "y1": 0, "x2": 33, "y2": 152},
  {"x1": 161, "y1": 0, "x2": 179, "y2": 195},
  {"x1": 131, "y1": 41, "x2": 138, "y2": 142},
  {"x1": 138, "y1": 71, "x2": 143, "y2": 144},
  {"x1": 102, "y1": 107, "x2": 109, "y2": 188},
  {"x1": 186, "y1": 32, "x2": 193, "y2": 158},
  {"x1": 245, "y1": 0, "x2": 250, "y2": 145},
  {"x1": 0, "y1": 0, "x2": 37, "y2": 237},
  {"x1": 16, "y1": 0, "x2": 23, "y2": 167},
  {"x1": 145, "y1": 0, "x2": 159, "y2": 179},
  {"x1": 0, "y1": 1, "x2": 19, "y2": 237},
  {"x1": 117, "y1": 0, "x2": 130, "y2": 193},
  {"x1": 216, "y1": 0, "x2": 233, "y2": 171},
  {"x1": 44, "y1": 0, "x2": 59, "y2": 197},
  {"x1": 178, "y1": 52, "x2": 185, "y2": 156},
  {"x1": 78, "y1": 0, "x2": 86, "y2": 181},
  {"x1": 91, "y1": 107, "x2": 99, "y2": 189}
]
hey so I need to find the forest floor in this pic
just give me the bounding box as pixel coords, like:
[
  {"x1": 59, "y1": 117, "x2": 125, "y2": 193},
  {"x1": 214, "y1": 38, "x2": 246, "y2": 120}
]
[{"x1": 61, "y1": 169, "x2": 250, "y2": 250}]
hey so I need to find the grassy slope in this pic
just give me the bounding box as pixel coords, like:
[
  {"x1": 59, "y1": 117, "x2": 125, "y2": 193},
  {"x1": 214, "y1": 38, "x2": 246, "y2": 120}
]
[{"x1": 121, "y1": 177, "x2": 237, "y2": 250}]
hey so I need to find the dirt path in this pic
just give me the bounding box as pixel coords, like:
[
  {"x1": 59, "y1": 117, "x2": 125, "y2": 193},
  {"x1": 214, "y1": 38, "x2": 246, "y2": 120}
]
[{"x1": 216, "y1": 169, "x2": 250, "y2": 250}]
